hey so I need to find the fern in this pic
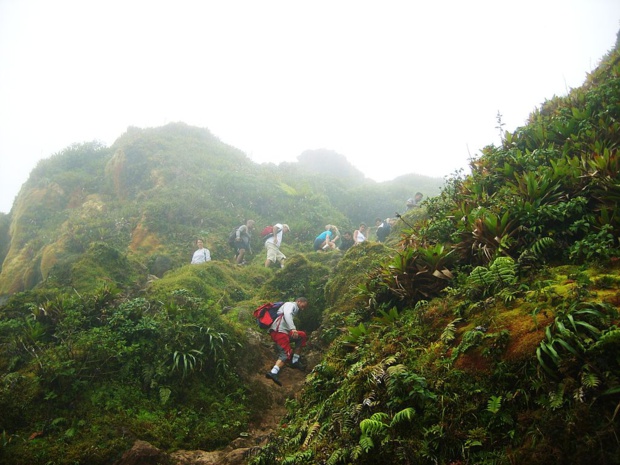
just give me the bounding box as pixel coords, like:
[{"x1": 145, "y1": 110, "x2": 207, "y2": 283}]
[
  {"x1": 302, "y1": 421, "x2": 321, "y2": 448},
  {"x1": 486, "y1": 395, "x2": 502, "y2": 414},
  {"x1": 390, "y1": 407, "x2": 415, "y2": 426},
  {"x1": 282, "y1": 449, "x2": 313, "y2": 464},
  {"x1": 350, "y1": 445, "x2": 364, "y2": 460},
  {"x1": 530, "y1": 236, "x2": 555, "y2": 258},
  {"x1": 440, "y1": 318, "x2": 462, "y2": 344},
  {"x1": 589, "y1": 328, "x2": 620, "y2": 351},
  {"x1": 359, "y1": 434, "x2": 375, "y2": 453},
  {"x1": 326, "y1": 448, "x2": 349, "y2": 465},
  {"x1": 469, "y1": 266, "x2": 490, "y2": 287},
  {"x1": 468, "y1": 256, "x2": 517, "y2": 297},
  {"x1": 386, "y1": 363, "x2": 408, "y2": 378},
  {"x1": 581, "y1": 371, "x2": 601, "y2": 389},
  {"x1": 488, "y1": 256, "x2": 517, "y2": 286},
  {"x1": 159, "y1": 387, "x2": 171, "y2": 405},
  {"x1": 359, "y1": 419, "x2": 387, "y2": 437}
]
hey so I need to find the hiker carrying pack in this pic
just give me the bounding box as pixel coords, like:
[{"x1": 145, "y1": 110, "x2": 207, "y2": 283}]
[
  {"x1": 263, "y1": 297, "x2": 309, "y2": 386},
  {"x1": 253, "y1": 301, "x2": 284, "y2": 329}
]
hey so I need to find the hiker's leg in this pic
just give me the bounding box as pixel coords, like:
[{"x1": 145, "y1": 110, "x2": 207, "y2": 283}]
[
  {"x1": 265, "y1": 243, "x2": 278, "y2": 267},
  {"x1": 289, "y1": 332, "x2": 307, "y2": 367},
  {"x1": 236, "y1": 248, "x2": 246, "y2": 264},
  {"x1": 271, "y1": 331, "x2": 293, "y2": 361},
  {"x1": 292, "y1": 331, "x2": 307, "y2": 354},
  {"x1": 277, "y1": 253, "x2": 286, "y2": 268}
]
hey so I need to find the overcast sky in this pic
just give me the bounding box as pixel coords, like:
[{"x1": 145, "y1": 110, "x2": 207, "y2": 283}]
[{"x1": 1, "y1": 1, "x2": 619, "y2": 214}]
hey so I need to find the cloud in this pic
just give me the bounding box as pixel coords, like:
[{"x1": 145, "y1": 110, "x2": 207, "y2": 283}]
[{"x1": 1, "y1": 0, "x2": 619, "y2": 212}]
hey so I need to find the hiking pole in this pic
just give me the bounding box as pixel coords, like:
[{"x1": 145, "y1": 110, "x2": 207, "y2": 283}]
[{"x1": 394, "y1": 212, "x2": 415, "y2": 229}]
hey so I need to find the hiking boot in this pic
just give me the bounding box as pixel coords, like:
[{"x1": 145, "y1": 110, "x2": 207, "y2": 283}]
[
  {"x1": 290, "y1": 361, "x2": 306, "y2": 371},
  {"x1": 265, "y1": 372, "x2": 282, "y2": 386}
]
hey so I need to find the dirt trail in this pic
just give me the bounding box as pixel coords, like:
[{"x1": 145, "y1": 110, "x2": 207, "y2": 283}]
[
  {"x1": 246, "y1": 354, "x2": 310, "y2": 438},
  {"x1": 169, "y1": 334, "x2": 316, "y2": 465}
]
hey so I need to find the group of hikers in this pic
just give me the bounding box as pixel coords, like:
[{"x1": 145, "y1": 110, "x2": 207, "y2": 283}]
[
  {"x1": 189, "y1": 192, "x2": 423, "y2": 386},
  {"x1": 189, "y1": 220, "x2": 290, "y2": 268},
  {"x1": 190, "y1": 215, "x2": 404, "y2": 268}
]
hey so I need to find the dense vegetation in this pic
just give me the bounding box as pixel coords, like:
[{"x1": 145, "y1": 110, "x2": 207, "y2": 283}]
[
  {"x1": 1, "y1": 37, "x2": 619, "y2": 465},
  {"x1": 247, "y1": 44, "x2": 620, "y2": 464}
]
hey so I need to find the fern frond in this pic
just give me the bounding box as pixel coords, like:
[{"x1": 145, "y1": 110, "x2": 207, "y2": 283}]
[
  {"x1": 360, "y1": 418, "x2": 388, "y2": 436},
  {"x1": 359, "y1": 434, "x2": 374, "y2": 453},
  {"x1": 530, "y1": 236, "x2": 555, "y2": 257},
  {"x1": 590, "y1": 328, "x2": 620, "y2": 351},
  {"x1": 302, "y1": 421, "x2": 321, "y2": 448},
  {"x1": 326, "y1": 447, "x2": 349, "y2": 465},
  {"x1": 391, "y1": 407, "x2": 415, "y2": 426},
  {"x1": 382, "y1": 354, "x2": 399, "y2": 366},
  {"x1": 369, "y1": 412, "x2": 390, "y2": 423},
  {"x1": 386, "y1": 363, "x2": 408, "y2": 377},
  {"x1": 581, "y1": 371, "x2": 601, "y2": 389}
]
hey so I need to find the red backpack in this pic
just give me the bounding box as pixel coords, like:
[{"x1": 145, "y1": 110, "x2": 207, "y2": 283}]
[
  {"x1": 253, "y1": 302, "x2": 284, "y2": 329},
  {"x1": 261, "y1": 225, "x2": 274, "y2": 240}
]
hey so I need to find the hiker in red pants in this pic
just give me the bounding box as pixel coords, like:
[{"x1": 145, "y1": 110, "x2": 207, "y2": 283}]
[{"x1": 265, "y1": 297, "x2": 308, "y2": 386}]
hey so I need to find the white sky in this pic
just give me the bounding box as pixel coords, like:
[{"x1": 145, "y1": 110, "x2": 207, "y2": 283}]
[{"x1": 1, "y1": 1, "x2": 619, "y2": 214}]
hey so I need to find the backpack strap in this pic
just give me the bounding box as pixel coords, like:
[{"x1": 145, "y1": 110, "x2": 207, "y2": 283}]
[{"x1": 274, "y1": 311, "x2": 284, "y2": 332}]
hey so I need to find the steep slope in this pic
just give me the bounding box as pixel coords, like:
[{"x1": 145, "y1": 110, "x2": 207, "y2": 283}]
[{"x1": 246, "y1": 42, "x2": 620, "y2": 465}]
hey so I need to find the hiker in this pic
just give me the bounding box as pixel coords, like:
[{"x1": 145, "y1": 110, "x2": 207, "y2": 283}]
[
  {"x1": 190, "y1": 239, "x2": 211, "y2": 264},
  {"x1": 375, "y1": 217, "x2": 391, "y2": 243},
  {"x1": 339, "y1": 231, "x2": 355, "y2": 252},
  {"x1": 353, "y1": 223, "x2": 367, "y2": 245},
  {"x1": 264, "y1": 223, "x2": 290, "y2": 268},
  {"x1": 313, "y1": 224, "x2": 339, "y2": 251},
  {"x1": 233, "y1": 219, "x2": 255, "y2": 265},
  {"x1": 406, "y1": 192, "x2": 424, "y2": 210},
  {"x1": 265, "y1": 297, "x2": 309, "y2": 386}
]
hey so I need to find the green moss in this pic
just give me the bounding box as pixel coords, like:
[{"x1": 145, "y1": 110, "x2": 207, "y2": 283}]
[{"x1": 148, "y1": 260, "x2": 272, "y2": 307}]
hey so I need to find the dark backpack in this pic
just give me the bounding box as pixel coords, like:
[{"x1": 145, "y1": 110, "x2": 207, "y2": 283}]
[
  {"x1": 376, "y1": 221, "x2": 391, "y2": 241},
  {"x1": 228, "y1": 228, "x2": 238, "y2": 248},
  {"x1": 253, "y1": 301, "x2": 284, "y2": 329},
  {"x1": 261, "y1": 225, "x2": 274, "y2": 240}
]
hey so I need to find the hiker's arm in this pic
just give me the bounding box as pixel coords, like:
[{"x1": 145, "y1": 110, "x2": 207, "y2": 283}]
[
  {"x1": 273, "y1": 226, "x2": 281, "y2": 245},
  {"x1": 283, "y1": 307, "x2": 296, "y2": 331}
]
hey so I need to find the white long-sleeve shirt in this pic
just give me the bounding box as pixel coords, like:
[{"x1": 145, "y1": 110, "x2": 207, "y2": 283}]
[{"x1": 269, "y1": 301, "x2": 299, "y2": 333}]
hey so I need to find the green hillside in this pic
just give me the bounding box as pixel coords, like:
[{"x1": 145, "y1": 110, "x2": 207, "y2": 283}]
[
  {"x1": 1, "y1": 39, "x2": 619, "y2": 465},
  {"x1": 0, "y1": 123, "x2": 441, "y2": 296}
]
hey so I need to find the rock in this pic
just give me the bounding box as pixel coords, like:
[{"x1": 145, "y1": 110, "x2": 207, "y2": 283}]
[
  {"x1": 114, "y1": 440, "x2": 172, "y2": 465},
  {"x1": 170, "y1": 449, "x2": 224, "y2": 464}
]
